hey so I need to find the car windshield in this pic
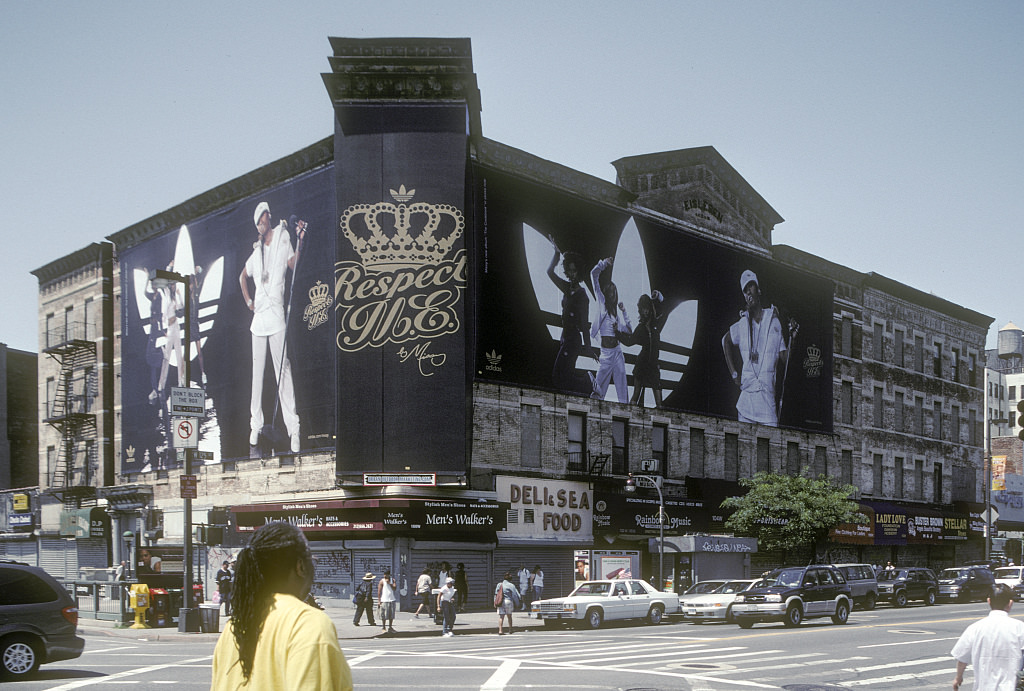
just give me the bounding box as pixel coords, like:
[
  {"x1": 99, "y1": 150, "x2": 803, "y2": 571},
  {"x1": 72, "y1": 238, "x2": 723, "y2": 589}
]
[
  {"x1": 941, "y1": 568, "x2": 970, "y2": 579},
  {"x1": 878, "y1": 570, "x2": 908, "y2": 581},
  {"x1": 716, "y1": 581, "x2": 753, "y2": 594},
  {"x1": 571, "y1": 582, "x2": 610, "y2": 596},
  {"x1": 684, "y1": 581, "x2": 726, "y2": 595},
  {"x1": 995, "y1": 568, "x2": 1022, "y2": 579},
  {"x1": 765, "y1": 569, "x2": 804, "y2": 588}
]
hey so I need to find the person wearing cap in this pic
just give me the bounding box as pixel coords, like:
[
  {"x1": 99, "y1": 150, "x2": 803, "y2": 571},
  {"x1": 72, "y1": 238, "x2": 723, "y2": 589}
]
[
  {"x1": 352, "y1": 571, "x2": 376, "y2": 627},
  {"x1": 437, "y1": 576, "x2": 457, "y2": 636},
  {"x1": 721, "y1": 269, "x2": 798, "y2": 427},
  {"x1": 377, "y1": 567, "x2": 397, "y2": 633},
  {"x1": 216, "y1": 559, "x2": 234, "y2": 617},
  {"x1": 238, "y1": 201, "x2": 306, "y2": 453}
]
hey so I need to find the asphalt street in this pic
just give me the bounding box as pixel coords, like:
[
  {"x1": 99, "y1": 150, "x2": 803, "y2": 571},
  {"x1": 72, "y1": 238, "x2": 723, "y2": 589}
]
[{"x1": 10, "y1": 600, "x2": 1004, "y2": 690}]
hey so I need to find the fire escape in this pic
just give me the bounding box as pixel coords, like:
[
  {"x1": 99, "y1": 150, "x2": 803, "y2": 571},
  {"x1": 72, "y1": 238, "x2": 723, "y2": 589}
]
[{"x1": 43, "y1": 320, "x2": 98, "y2": 507}]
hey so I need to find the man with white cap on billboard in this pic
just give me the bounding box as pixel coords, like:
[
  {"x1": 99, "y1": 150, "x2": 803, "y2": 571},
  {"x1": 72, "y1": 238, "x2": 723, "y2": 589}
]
[
  {"x1": 239, "y1": 201, "x2": 306, "y2": 452},
  {"x1": 721, "y1": 269, "x2": 798, "y2": 427}
]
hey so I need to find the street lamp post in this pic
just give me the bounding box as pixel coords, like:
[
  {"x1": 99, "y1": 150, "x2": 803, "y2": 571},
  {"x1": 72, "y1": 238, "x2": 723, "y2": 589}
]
[
  {"x1": 626, "y1": 473, "x2": 664, "y2": 591},
  {"x1": 149, "y1": 269, "x2": 197, "y2": 632},
  {"x1": 122, "y1": 530, "x2": 135, "y2": 580}
]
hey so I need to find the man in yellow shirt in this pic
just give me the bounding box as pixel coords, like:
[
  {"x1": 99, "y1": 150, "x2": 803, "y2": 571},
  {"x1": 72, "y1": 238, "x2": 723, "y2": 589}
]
[{"x1": 210, "y1": 522, "x2": 352, "y2": 690}]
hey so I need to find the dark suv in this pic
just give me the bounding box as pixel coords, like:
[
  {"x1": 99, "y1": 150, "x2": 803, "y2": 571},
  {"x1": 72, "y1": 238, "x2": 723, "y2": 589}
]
[
  {"x1": 730, "y1": 565, "x2": 853, "y2": 629},
  {"x1": 0, "y1": 559, "x2": 84, "y2": 678},
  {"x1": 938, "y1": 566, "x2": 995, "y2": 603},
  {"x1": 877, "y1": 567, "x2": 938, "y2": 607}
]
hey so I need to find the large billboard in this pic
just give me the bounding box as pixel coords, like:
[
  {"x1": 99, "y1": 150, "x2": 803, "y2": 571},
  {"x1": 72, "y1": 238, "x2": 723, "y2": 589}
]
[
  {"x1": 120, "y1": 167, "x2": 337, "y2": 470},
  {"x1": 475, "y1": 170, "x2": 833, "y2": 433}
]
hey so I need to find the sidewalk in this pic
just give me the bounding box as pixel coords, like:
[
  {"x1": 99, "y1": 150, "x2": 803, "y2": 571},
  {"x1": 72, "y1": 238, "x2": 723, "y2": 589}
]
[{"x1": 76, "y1": 605, "x2": 547, "y2": 642}]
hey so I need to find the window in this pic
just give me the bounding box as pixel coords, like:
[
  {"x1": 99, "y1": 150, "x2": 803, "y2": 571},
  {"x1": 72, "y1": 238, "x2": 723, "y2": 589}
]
[
  {"x1": 873, "y1": 322, "x2": 883, "y2": 361},
  {"x1": 934, "y1": 402, "x2": 942, "y2": 440},
  {"x1": 612, "y1": 418, "x2": 629, "y2": 474},
  {"x1": 841, "y1": 316, "x2": 853, "y2": 357},
  {"x1": 841, "y1": 381, "x2": 853, "y2": 425},
  {"x1": 568, "y1": 412, "x2": 586, "y2": 469},
  {"x1": 46, "y1": 446, "x2": 55, "y2": 484},
  {"x1": 651, "y1": 423, "x2": 667, "y2": 470},
  {"x1": 914, "y1": 397, "x2": 924, "y2": 435},
  {"x1": 689, "y1": 428, "x2": 705, "y2": 476},
  {"x1": 952, "y1": 406, "x2": 961, "y2": 443},
  {"x1": 952, "y1": 347, "x2": 960, "y2": 383},
  {"x1": 842, "y1": 449, "x2": 854, "y2": 486},
  {"x1": 895, "y1": 330, "x2": 905, "y2": 368},
  {"x1": 787, "y1": 441, "x2": 800, "y2": 475},
  {"x1": 521, "y1": 404, "x2": 541, "y2": 468},
  {"x1": 1011, "y1": 386, "x2": 1017, "y2": 401},
  {"x1": 724, "y1": 433, "x2": 739, "y2": 481},
  {"x1": 45, "y1": 376, "x2": 56, "y2": 418},
  {"x1": 873, "y1": 386, "x2": 884, "y2": 427},
  {"x1": 915, "y1": 335, "x2": 924, "y2": 372},
  {"x1": 895, "y1": 391, "x2": 904, "y2": 432},
  {"x1": 933, "y1": 463, "x2": 943, "y2": 502},
  {"x1": 894, "y1": 458, "x2": 904, "y2": 498},
  {"x1": 873, "y1": 453, "x2": 883, "y2": 495},
  {"x1": 814, "y1": 446, "x2": 827, "y2": 478},
  {"x1": 915, "y1": 460, "x2": 925, "y2": 501},
  {"x1": 934, "y1": 342, "x2": 943, "y2": 377},
  {"x1": 64, "y1": 306, "x2": 74, "y2": 343},
  {"x1": 84, "y1": 297, "x2": 93, "y2": 341},
  {"x1": 969, "y1": 409, "x2": 977, "y2": 445},
  {"x1": 970, "y1": 354, "x2": 977, "y2": 386},
  {"x1": 45, "y1": 313, "x2": 55, "y2": 349},
  {"x1": 757, "y1": 437, "x2": 770, "y2": 473}
]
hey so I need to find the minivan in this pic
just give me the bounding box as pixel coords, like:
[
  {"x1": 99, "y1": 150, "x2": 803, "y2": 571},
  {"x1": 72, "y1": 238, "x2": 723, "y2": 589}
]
[{"x1": 833, "y1": 563, "x2": 880, "y2": 610}]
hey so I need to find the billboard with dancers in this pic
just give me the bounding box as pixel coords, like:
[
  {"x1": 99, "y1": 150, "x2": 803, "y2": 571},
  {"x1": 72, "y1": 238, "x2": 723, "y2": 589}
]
[
  {"x1": 474, "y1": 169, "x2": 833, "y2": 434},
  {"x1": 119, "y1": 167, "x2": 337, "y2": 471}
]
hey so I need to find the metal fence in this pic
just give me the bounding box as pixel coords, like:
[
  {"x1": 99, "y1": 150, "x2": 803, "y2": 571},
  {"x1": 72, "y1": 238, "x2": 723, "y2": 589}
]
[{"x1": 61, "y1": 579, "x2": 132, "y2": 623}]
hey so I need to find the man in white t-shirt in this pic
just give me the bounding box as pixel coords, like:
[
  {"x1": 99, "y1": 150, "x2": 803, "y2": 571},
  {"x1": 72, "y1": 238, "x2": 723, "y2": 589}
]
[
  {"x1": 951, "y1": 584, "x2": 1024, "y2": 690},
  {"x1": 239, "y1": 202, "x2": 305, "y2": 453},
  {"x1": 377, "y1": 568, "x2": 397, "y2": 633}
]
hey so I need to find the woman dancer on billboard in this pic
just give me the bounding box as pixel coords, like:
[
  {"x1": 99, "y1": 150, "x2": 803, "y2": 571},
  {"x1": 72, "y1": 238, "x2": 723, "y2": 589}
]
[
  {"x1": 546, "y1": 236, "x2": 596, "y2": 394},
  {"x1": 590, "y1": 257, "x2": 632, "y2": 403},
  {"x1": 618, "y1": 289, "x2": 666, "y2": 407}
]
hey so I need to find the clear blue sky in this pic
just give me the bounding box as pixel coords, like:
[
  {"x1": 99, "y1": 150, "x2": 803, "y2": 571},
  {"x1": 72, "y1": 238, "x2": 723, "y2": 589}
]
[{"x1": 2, "y1": 1, "x2": 1021, "y2": 353}]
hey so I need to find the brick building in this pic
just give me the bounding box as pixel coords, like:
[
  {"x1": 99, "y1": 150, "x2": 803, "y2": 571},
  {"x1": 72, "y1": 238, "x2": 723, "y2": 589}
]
[{"x1": 1, "y1": 38, "x2": 993, "y2": 608}]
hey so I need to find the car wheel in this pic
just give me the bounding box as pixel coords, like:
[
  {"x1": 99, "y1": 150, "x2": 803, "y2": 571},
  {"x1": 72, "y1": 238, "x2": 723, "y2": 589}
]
[
  {"x1": 831, "y1": 600, "x2": 850, "y2": 625},
  {"x1": 737, "y1": 619, "x2": 754, "y2": 629},
  {"x1": 647, "y1": 605, "x2": 664, "y2": 625},
  {"x1": 862, "y1": 592, "x2": 877, "y2": 611},
  {"x1": 1, "y1": 635, "x2": 41, "y2": 679},
  {"x1": 783, "y1": 603, "x2": 803, "y2": 628},
  {"x1": 925, "y1": 589, "x2": 936, "y2": 606},
  {"x1": 543, "y1": 618, "x2": 559, "y2": 629},
  {"x1": 584, "y1": 608, "x2": 603, "y2": 629},
  {"x1": 725, "y1": 605, "x2": 734, "y2": 623},
  {"x1": 894, "y1": 590, "x2": 908, "y2": 608}
]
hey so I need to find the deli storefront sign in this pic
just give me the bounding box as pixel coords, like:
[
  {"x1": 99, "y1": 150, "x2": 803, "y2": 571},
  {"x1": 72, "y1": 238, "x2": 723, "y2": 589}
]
[
  {"x1": 496, "y1": 476, "x2": 593, "y2": 541},
  {"x1": 231, "y1": 498, "x2": 506, "y2": 537}
]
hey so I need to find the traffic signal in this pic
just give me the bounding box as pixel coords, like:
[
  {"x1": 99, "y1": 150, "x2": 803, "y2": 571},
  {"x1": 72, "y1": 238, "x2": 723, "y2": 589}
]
[{"x1": 1018, "y1": 400, "x2": 1024, "y2": 441}]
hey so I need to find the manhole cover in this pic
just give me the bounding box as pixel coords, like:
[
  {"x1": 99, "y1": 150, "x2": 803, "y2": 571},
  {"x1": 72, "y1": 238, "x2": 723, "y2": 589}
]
[
  {"x1": 889, "y1": 628, "x2": 934, "y2": 635},
  {"x1": 666, "y1": 661, "x2": 732, "y2": 671}
]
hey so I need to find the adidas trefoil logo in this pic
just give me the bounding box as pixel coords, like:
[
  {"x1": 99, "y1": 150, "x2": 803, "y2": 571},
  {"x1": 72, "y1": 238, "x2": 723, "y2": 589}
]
[{"x1": 485, "y1": 350, "x2": 503, "y2": 372}]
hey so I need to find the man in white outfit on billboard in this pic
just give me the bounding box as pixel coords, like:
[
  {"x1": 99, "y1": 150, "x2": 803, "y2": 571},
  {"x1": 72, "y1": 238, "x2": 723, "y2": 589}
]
[{"x1": 239, "y1": 201, "x2": 305, "y2": 452}]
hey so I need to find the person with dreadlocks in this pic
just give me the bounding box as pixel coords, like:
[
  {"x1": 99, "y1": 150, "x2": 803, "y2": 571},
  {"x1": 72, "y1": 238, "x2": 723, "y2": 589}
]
[{"x1": 210, "y1": 521, "x2": 352, "y2": 691}]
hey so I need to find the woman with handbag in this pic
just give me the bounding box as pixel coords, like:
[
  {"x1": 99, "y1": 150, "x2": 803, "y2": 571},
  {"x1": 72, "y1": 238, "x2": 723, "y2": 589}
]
[
  {"x1": 494, "y1": 571, "x2": 521, "y2": 635},
  {"x1": 352, "y1": 572, "x2": 376, "y2": 627}
]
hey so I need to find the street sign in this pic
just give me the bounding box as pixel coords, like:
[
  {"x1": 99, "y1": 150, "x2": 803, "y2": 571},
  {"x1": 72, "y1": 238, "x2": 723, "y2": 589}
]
[
  {"x1": 983, "y1": 506, "x2": 1000, "y2": 525},
  {"x1": 194, "y1": 450, "x2": 214, "y2": 461},
  {"x1": 170, "y1": 387, "x2": 205, "y2": 417},
  {"x1": 172, "y1": 417, "x2": 198, "y2": 448},
  {"x1": 180, "y1": 474, "x2": 197, "y2": 499}
]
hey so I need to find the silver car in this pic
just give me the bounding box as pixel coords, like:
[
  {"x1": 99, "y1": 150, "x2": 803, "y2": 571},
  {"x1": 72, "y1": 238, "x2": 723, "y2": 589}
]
[{"x1": 532, "y1": 579, "x2": 679, "y2": 629}]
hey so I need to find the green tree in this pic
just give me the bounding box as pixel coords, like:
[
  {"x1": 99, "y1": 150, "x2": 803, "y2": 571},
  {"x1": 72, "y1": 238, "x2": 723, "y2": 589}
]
[{"x1": 721, "y1": 471, "x2": 865, "y2": 560}]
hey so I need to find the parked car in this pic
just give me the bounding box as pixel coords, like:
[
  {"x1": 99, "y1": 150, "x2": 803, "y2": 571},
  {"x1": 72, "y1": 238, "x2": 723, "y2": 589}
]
[
  {"x1": 730, "y1": 564, "x2": 853, "y2": 629},
  {"x1": 876, "y1": 567, "x2": 938, "y2": 607},
  {"x1": 0, "y1": 559, "x2": 85, "y2": 679},
  {"x1": 681, "y1": 580, "x2": 728, "y2": 596},
  {"x1": 680, "y1": 579, "x2": 760, "y2": 623},
  {"x1": 833, "y1": 563, "x2": 880, "y2": 610},
  {"x1": 531, "y1": 579, "x2": 679, "y2": 629},
  {"x1": 938, "y1": 566, "x2": 995, "y2": 602},
  {"x1": 994, "y1": 566, "x2": 1024, "y2": 590}
]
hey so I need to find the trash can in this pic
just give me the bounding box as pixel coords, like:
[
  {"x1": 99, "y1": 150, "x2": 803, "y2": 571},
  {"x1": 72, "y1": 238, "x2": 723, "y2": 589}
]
[{"x1": 199, "y1": 604, "x2": 220, "y2": 633}]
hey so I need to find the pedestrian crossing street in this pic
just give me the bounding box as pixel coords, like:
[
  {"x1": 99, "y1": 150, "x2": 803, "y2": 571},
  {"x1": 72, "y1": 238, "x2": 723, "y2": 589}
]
[{"x1": 345, "y1": 630, "x2": 961, "y2": 690}]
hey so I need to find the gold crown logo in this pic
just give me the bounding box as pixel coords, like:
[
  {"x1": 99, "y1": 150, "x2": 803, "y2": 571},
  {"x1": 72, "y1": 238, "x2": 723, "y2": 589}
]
[
  {"x1": 126, "y1": 445, "x2": 135, "y2": 460},
  {"x1": 340, "y1": 185, "x2": 464, "y2": 272},
  {"x1": 308, "y1": 280, "x2": 332, "y2": 308},
  {"x1": 806, "y1": 344, "x2": 821, "y2": 360}
]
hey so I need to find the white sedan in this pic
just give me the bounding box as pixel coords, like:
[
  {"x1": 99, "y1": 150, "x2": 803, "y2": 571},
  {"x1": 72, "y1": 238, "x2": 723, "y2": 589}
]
[
  {"x1": 679, "y1": 579, "x2": 760, "y2": 623},
  {"x1": 531, "y1": 579, "x2": 679, "y2": 629}
]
